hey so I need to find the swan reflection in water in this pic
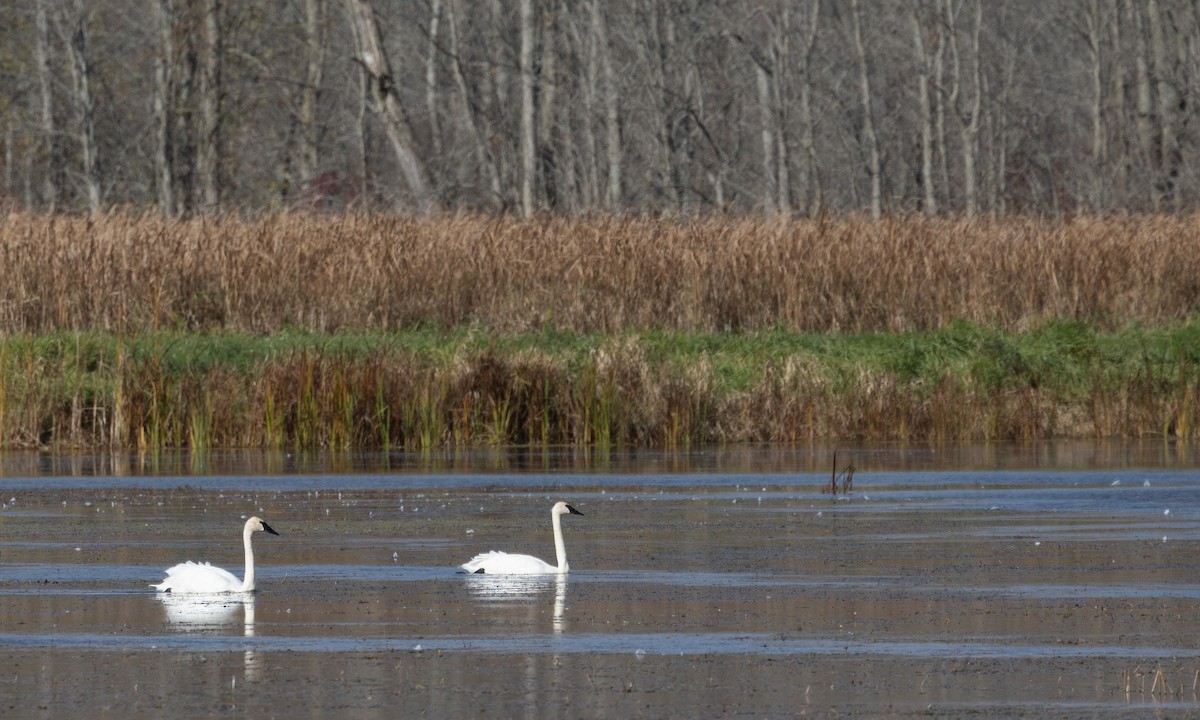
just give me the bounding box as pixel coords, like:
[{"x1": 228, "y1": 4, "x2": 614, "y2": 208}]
[
  {"x1": 465, "y1": 573, "x2": 568, "y2": 633},
  {"x1": 157, "y1": 593, "x2": 261, "y2": 680}
]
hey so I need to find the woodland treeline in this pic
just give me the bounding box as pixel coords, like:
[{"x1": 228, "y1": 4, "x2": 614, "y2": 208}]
[{"x1": 0, "y1": 0, "x2": 1197, "y2": 218}]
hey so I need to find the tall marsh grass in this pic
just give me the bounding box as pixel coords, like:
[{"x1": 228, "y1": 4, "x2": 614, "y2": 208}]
[
  {"x1": 0, "y1": 324, "x2": 1197, "y2": 450},
  {"x1": 3, "y1": 211, "x2": 1200, "y2": 334},
  {"x1": 3, "y1": 211, "x2": 1200, "y2": 449}
]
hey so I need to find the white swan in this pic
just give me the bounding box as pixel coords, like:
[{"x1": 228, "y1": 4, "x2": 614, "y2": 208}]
[
  {"x1": 151, "y1": 516, "x2": 279, "y2": 593},
  {"x1": 461, "y1": 501, "x2": 583, "y2": 575}
]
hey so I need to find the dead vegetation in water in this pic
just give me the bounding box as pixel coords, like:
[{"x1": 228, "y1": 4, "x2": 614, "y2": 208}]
[
  {"x1": 3, "y1": 211, "x2": 1200, "y2": 335},
  {"x1": 1122, "y1": 665, "x2": 1200, "y2": 703}
]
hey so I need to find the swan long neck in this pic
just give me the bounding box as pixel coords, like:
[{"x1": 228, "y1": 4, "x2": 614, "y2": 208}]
[
  {"x1": 241, "y1": 523, "x2": 256, "y2": 592},
  {"x1": 552, "y1": 509, "x2": 568, "y2": 573}
]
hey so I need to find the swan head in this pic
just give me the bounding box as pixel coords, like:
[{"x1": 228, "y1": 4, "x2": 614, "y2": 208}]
[
  {"x1": 246, "y1": 516, "x2": 280, "y2": 536},
  {"x1": 552, "y1": 501, "x2": 583, "y2": 517}
]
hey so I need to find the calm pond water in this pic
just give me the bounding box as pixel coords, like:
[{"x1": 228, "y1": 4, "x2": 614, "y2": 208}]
[{"x1": 3, "y1": 442, "x2": 1200, "y2": 718}]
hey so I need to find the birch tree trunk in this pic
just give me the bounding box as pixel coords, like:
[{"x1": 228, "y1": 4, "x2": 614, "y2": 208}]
[
  {"x1": 771, "y1": 14, "x2": 791, "y2": 216},
  {"x1": 67, "y1": 0, "x2": 100, "y2": 211},
  {"x1": 519, "y1": 0, "x2": 536, "y2": 217},
  {"x1": 344, "y1": 0, "x2": 435, "y2": 213},
  {"x1": 153, "y1": 0, "x2": 176, "y2": 216},
  {"x1": 1084, "y1": 0, "x2": 1105, "y2": 211},
  {"x1": 933, "y1": 15, "x2": 949, "y2": 209},
  {"x1": 754, "y1": 59, "x2": 776, "y2": 214},
  {"x1": 34, "y1": 0, "x2": 58, "y2": 210},
  {"x1": 946, "y1": 0, "x2": 982, "y2": 217},
  {"x1": 425, "y1": 0, "x2": 443, "y2": 163},
  {"x1": 848, "y1": 0, "x2": 881, "y2": 219},
  {"x1": 1106, "y1": 0, "x2": 1128, "y2": 203},
  {"x1": 910, "y1": 5, "x2": 937, "y2": 216}
]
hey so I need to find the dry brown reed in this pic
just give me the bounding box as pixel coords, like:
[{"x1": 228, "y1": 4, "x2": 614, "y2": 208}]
[
  {"x1": 3, "y1": 211, "x2": 1200, "y2": 449},
  {"x1": 3, "y1": 210, "x2": 1200, "y2": 334}
]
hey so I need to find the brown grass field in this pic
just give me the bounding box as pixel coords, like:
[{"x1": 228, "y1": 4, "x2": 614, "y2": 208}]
[
  {"x1": 1, "y1": 211, "x2": 1198, "y2": 450},
  {"x1": 2, "y1": 210, "x2": 1199, "y2": 334}
]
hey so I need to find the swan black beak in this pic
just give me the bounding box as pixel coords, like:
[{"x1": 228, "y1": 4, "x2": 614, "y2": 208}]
[
  {"x1": 566, "y1": 504, "x2": 584, "y2": 516},
  {"x1": 261, "y1": 522, "x2": 280, "y2": 536}
]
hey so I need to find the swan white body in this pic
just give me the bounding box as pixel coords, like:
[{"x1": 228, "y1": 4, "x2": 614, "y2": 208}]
[
  {"x1": 151, "y1": 517, "x2": 279, "y2": 593},
  {"x1": 462, "y1": 501, "x2": 583, "y2": 575}
]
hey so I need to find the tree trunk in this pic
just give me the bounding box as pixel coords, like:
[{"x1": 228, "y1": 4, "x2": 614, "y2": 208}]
[
  {"x1": 446, "y1": 0, "x2": 501, "y2": 209},
  {"x1": 754, "y1": 59, "x2": 775, "y2": 214},
  {"x1": 344, "y1": 0, "x2": 435, "y2": 213},
  {"x1": 1146, "y1": 0, "x2": 1181, "y2": 211},
  {"x1": 425, "y1": 0, "x2": 443, "y2": 163},
  {"x1": 771, "y1": 16, "x2": 791, "y2": 217},
  {"x1": 34, "y1": 0, "x2": 58, "y2": 210},
  {"x1": 298, "y1": 0, "x2": 326, "y2": 184},
  {"x1": 195, "y1": 0, "x2": 221, "y2": 212},
  {"x1": 933, "y1": 15, "x2": 949, "y2": 210},
  {"x1": 519, "y1": 0, "x2": 536, "y2": 217},
  {"x1": 910, "y1": 5, "x2": 936, "y2": 216},
  {"x1": 592, "y1": 0, "x2": 621, "y2": 211},
  {"x1": 848, "y1": 0, "x2": 881, "y2": 219},
  {"x1": 1106, "y1": 0, "x2": 1128, "y2": 203},
  {"x1": 796, "y1": 0, "x2": 821, "y2": 218},
  {"x1": 946, "y1": 0, "x2": 982, "y2": 216},
  {"x1": 1084, "y1": 0, "x2": 1105, "y2": 211},
  {"x1": 153, "y1": 0, "x2": 176, "y2": 216},
  {"x1": 1132, "y1": 3, "x2": 1155, "y2": 210},
  {"x1": 537, "y1": 2, "x2": 559, "y2": 210},
  {"x1": 569, "y1": 2, "x2": 599, "y2": 209},
  {"x1": 67, "y1": 0, "x2": 100, "y2": 211}
]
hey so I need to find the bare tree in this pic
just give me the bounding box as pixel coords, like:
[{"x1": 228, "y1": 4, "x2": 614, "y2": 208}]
[
  {"x1": 344, "y1": 0, "x2": 434, "y2": 213},
  {"x1": 65, "y1": 0, "x2": 100, "y2": 211},
  {"x1": 195, "y1": 0, "x2": 221, "y2": 211},
  {"x1": 1106, "y1": 0, "x2": 1128, "y2": 203},
  {"x1": 298, "y1": 0, "x2": 326, "y2": 185},
  {"x1": 793, "y1": 0, "x2": 821, "y2": 218},
  {"x1": 425, "y1": 0, "x2": 443, "y2": 165},
  {"x1": 847, "y1": 0, "x2": 881, "y2": 219},
  {"x1": 34, "y1": 0, "x2": 59, "y2": 210},
  {"x1": 153, "y1": 0, "x2": 176, "y2": 215},
  {"x1": 518, "y1": 0, "x2": 536, "y2": 217},
  {"x1": 1145, "y1": 0, "x2": 1183, "y2": 211},
  {"x1": 944, "y1": 0, "x2": 983, "y2": 216},
  {"x1": 445, "y1": 0, "x2": 502, "y2": 208},
  {"x1": 592, "y1": 0, "x2": 622, "y2": 211},
  {"x1": 910, "y1": 3, "x2": 938, "y2": 216}
]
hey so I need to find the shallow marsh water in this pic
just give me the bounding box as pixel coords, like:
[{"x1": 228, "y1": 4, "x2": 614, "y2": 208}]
[{"x1": 3, "y1": 442, "x2": 1200, "y2": 718}]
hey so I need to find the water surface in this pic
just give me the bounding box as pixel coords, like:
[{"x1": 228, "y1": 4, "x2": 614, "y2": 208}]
[{"x1": 2, "y1": 442, "x2": 1200, "y2": 717}]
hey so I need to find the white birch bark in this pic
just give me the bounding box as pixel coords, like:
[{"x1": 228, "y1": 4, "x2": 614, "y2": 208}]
[
  {"x1": 848, "y1": 0, "x2": 881, "y2": 219},
  {"x1": 519, "y1": 0, "x2": 536, "y2": 217},
  {"x1": 910, "y1": 6, "x2": 936, "y2": 216},
  {"x1": 153, "y1": 0, "x2": 175, "y2": 216},
  {"x1": 35, "y1": 0, "x2": 58, "y2": 210}
]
